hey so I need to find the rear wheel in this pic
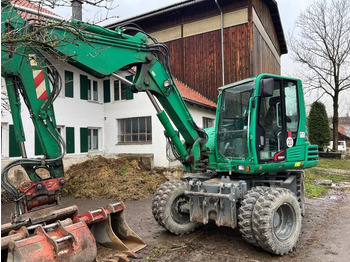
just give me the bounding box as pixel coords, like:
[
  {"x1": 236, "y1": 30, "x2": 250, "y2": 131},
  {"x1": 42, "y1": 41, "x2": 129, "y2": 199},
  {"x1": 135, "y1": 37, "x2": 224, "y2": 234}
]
[
  {"x1": 252, "y1": 188, "x2": 301, "y2": 255},
  {"x1": 152, "y1": 180, "x2": 199, "y2": 235},
  {"x1": 238, "y1": 186, "x2": 269, "y2": 246}
]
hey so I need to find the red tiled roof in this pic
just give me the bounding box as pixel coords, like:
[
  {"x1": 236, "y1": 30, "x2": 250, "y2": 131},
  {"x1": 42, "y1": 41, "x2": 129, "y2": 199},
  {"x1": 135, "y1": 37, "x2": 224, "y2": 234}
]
[
  {"x1": 330, "y1": 124, "x2": 350, "y2": 138},
  {"x1": 129, "y1": 68, "x2": 216, "y2": 109},
  {"x1": 175, "y1": 79, "x2": 216, "y2": 110},
  {"x1": 11, "y1": 0, "x2": 61, "y2": 20}
]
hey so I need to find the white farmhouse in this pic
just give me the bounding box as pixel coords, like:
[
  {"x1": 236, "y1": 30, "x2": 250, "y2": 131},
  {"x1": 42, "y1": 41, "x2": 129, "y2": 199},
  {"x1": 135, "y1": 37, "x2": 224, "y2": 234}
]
[{"x1": 1, "y1": 64, "x2": 216, "y2": 169}]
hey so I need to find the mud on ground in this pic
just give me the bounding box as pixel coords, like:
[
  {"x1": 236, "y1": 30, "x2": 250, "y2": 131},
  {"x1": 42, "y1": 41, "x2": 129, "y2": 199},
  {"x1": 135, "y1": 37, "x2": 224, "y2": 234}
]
[
  {"x1": 3, "y1": 191, "x2": 348, "y2": 262},
  {"x1": 1, "y1": 157, "x2": 350, "y2": 262}
]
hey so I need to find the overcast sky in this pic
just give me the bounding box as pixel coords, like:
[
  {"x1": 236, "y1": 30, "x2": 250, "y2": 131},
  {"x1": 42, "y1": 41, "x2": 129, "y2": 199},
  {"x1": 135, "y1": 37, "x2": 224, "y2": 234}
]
[{"x1": 53, "y1": 0, "x2": 349, "y2": 116}]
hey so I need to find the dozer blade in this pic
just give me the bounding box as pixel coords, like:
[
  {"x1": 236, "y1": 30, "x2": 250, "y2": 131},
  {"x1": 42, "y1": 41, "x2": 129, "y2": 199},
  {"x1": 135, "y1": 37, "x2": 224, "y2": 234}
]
[{"x1": 1, "y1": 202, "x2": 145, "y2": 261}]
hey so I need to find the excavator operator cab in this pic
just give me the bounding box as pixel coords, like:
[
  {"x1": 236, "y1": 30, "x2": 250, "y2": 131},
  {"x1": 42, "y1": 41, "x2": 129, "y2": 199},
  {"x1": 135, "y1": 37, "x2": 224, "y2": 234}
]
[
  {"x1": 217, "y1": 74, "x2": 304, "y2": 169},
  {"x1": 256, "y1": 77, "x2": 300, "y2": 163},
  {"x1": 217, "y1": 80, "x2": 254, "y2": 159}
]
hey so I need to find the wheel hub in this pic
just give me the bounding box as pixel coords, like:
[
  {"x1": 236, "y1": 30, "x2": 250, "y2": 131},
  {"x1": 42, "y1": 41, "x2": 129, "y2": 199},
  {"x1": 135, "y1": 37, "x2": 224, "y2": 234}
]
[{"x1": 273, "y1": 202, "x2": 296, "y2": 241}]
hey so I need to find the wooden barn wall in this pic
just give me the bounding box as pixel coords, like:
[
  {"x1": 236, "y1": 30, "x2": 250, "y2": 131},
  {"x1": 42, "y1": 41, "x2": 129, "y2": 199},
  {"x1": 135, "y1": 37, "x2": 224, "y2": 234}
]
[
  {"x1": 223, "y1": 24, "x2": 251, "y2": 86},
  {"x1": 252, "y1": 0, "x2": 281, "y2": 54},
  {"x1": 138, "y1": 0, "x2": 248, "y2": 33},
  {"x1": 164, "y1": 24, "x2": 250, "y2": 103},
  {"x1": 252, "y1": 25, "x2": 280, "y2": 75},
  {"x1": 165, "y1": 30, "x2": 222, "y2": 102}
]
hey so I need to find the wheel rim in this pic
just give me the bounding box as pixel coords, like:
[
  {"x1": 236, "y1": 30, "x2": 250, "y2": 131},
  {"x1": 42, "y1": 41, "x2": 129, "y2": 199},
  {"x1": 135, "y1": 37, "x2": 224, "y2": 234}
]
[
  {"x1": 171, "y1": 195, "x2": 190, "y2": 224},
  {"x1": 273, "y1": 203, "x2": 296, "y2": 241}
]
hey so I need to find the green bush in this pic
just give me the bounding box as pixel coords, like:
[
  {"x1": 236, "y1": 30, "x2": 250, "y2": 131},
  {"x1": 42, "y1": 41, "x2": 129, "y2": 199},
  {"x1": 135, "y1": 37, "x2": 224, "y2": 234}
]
[{"x1": 308, "y1": 102, "x2": 331, "y2": 147}]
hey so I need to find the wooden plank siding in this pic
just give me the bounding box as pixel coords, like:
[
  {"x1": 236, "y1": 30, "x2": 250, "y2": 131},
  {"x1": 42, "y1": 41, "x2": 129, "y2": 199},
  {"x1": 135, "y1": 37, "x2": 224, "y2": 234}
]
[
  {"x1": 109, "y1": 0, "x2": 285, "y2": 103},
  {"x1": 252, "y1": 0, "x2": 282, "y2": 54},
  {"x1": 223, "y1": 24, "x2": 251, "y2": 86},
  {"x1": 165, "y1": 24, "x2": 251, "y2": 102},
  {"x1": 252, "y1": 24, "x2": 280, "y2": 75}
]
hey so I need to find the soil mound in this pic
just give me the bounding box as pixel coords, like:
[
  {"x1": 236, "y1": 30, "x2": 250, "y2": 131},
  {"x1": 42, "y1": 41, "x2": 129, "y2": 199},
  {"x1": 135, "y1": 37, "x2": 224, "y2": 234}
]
[{"x1": 65, "y1": 156, "x2": 166, "y2": 201}]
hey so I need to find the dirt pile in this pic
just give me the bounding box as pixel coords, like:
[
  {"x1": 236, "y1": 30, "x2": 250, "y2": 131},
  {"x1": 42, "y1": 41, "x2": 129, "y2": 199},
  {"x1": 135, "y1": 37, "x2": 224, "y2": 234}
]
[{"x1": 65, "y1": 156, "x2": 166, "y2": 201}]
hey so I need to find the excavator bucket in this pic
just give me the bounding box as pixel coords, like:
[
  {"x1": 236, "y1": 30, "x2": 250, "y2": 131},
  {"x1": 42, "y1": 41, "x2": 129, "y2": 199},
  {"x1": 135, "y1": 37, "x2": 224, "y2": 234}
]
[
  {"x1": 82, "y1": 202, "x2": 146, "y2": 257},
  {"x1": 1, "y1": 202, "x2": 146, "y2": 262}
]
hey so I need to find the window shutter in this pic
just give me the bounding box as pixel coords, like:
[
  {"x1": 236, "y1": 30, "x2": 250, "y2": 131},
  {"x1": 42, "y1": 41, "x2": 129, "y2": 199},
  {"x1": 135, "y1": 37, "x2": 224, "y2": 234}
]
[
  {"x1": 9, "y1": 125, "x2": 21, "y2": 157},
  {"x1": 65, "y1": 71, "x2": 74, "y2": 98},
  {"x1": 80, "y1": 127, "x2": 88, "y2": 153},
  {"x1": 80, "y1": 75, "x2": 88, "y2": 100},
  {"x1": 35, "y1": 131, "x2": 44, "y2": 155},
  {"x1": 103, "y1": 80, "x2": 110, "y2": 103},
  {"x1": 125, "y1": 75, "x2": 134, "y2": 100},
  {"x1": 66, "y1": 127, "x2": 75, "y2": 154}
]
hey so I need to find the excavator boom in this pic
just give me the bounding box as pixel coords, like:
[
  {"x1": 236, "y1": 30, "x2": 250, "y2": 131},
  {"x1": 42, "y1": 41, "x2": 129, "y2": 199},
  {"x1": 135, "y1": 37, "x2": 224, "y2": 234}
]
[{"x1": 1, "y1": 1, "x2": 204, "y2": 260}]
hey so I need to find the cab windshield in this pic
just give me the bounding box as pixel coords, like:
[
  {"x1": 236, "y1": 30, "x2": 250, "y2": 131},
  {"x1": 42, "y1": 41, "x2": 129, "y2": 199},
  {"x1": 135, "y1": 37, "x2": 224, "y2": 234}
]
[{"x1": 217, "y1": 81, "x2": 254, "y2": 159}]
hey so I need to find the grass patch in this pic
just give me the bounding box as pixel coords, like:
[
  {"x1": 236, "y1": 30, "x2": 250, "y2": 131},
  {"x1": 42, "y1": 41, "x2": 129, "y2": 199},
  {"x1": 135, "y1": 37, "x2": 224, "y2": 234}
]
[
  {"x1": 318, "y1": 158, "x2": 350, "y2": 170},
  {"x1": 305, "y1": 168, "x2": 350, "y2": 198}
]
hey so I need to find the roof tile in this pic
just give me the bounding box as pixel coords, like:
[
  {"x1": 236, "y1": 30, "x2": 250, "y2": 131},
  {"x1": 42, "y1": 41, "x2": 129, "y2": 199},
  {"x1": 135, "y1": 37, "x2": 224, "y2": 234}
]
[{"x1": 174, "y1": 78, "x2": 216, "y2": 109}]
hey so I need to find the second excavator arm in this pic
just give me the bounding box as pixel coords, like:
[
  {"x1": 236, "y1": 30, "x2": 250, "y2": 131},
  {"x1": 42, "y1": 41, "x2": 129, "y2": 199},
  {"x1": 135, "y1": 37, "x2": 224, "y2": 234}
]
[{"x1": 1, "y1": 0, "x2": 208, "y2": 213}]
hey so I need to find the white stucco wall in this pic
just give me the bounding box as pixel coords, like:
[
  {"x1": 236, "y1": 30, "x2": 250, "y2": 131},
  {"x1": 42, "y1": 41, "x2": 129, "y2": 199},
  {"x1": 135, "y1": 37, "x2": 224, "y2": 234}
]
[{"x1": 1, "y1": 67, "x2": 216, "y2": 167}]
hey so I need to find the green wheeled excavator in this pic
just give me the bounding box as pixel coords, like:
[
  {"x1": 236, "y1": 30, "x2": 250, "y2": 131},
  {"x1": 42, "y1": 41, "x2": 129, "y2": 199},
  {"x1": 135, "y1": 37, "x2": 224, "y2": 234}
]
[{"x1": 1, "y1": 0, "x2": 318, "y2": 260}]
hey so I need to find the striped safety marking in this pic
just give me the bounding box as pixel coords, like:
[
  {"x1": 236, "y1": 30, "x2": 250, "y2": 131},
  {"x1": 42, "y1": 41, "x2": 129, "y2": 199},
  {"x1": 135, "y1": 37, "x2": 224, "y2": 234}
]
[{"x1": 33, "y1": 70, "x2": 48, "y2": 100}]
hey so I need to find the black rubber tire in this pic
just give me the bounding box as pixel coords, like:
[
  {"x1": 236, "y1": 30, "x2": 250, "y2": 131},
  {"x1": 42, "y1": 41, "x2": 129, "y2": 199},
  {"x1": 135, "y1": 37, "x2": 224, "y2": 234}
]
[
  {"x1": 238, "y1": 186, "x2": 270, "y2": 246},
  {"x1": 151, "y1": 180, "x2": 199, "y2": 235},
  {"x1": 152, "y1": 180, "x2": 179, "y2": 226},
  {"x1": 252, "y1": 188, "x2": 302, "y2": 255}
]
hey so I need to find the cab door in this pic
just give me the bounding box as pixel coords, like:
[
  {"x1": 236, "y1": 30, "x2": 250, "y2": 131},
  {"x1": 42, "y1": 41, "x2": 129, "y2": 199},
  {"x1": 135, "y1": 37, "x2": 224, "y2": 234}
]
[{"x1": 256, "y1": 78, "x2": 299, "y2": 162}]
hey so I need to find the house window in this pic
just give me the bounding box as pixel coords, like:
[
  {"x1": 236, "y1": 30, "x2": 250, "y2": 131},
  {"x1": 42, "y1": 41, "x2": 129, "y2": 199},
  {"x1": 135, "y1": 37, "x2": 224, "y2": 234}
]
[
  {"x1": 80, "y1": 74, "x2": 98, "y2": 101},
  {"x1": 203, "y1": 117, "x2": 215, "y2": 128},
  {"x1": 88, "y1": 128, "x2": 99, "y2": 151},
  {"x1": 87, "y1": 80, "x2": 98, "y2": 101},
  {"x1": 113, "y1": 75, "x2": 134, "y2": 101},
  {"x1": 93, "y1": 81, "x2": 98, "y2": 101},
  {"x1": 118, "y1": 117, "x2": 152, "y2": 144},
  {"x1": 64, "y1": 70, "x2": 73, "y2": 98}
]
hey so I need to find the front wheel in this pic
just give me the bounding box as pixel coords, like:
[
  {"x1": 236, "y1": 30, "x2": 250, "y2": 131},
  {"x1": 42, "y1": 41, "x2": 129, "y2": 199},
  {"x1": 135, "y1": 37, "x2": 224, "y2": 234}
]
[
  {"x1": 252, "y1": 188, "x2": 302, "y2": 255},
  {"x1": 151, "y1": 180, "x2": 199, "y2": 235}
]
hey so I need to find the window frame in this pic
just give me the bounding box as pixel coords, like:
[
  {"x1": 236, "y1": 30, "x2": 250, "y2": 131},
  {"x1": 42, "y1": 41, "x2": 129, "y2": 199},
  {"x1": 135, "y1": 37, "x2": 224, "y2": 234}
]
[
  {"x1": 203, "y1": 117, "x2": 215, "y2": 128},
  {"x1": 88, "y1": 128, "x2": 100, "y2": 151},
  {"x1": 113, "y1": 75, "x2": 134, "y2": 101},
  {"x1": 118, "y1": 116, "x2": 152, "y2": 144}
]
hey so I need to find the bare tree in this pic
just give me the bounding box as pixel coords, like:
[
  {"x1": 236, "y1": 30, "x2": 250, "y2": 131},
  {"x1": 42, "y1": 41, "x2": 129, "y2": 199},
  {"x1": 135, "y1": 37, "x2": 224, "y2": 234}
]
[{"x1": 290, "y1": 0, "x2": 350, "y2": 150}]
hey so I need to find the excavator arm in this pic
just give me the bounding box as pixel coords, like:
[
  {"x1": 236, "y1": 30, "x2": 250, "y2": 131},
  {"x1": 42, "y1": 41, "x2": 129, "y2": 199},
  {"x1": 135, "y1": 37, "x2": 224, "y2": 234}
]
[{"x1": 1, "y1": 0, "x2": 207, "y2": 220}]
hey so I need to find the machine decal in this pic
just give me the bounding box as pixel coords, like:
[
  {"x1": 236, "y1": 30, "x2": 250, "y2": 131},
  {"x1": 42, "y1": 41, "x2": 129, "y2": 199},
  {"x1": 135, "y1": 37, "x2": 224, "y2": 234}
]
[
  {"x1": 33, "y1": 69, "x2": 48, "y2": 100},
  {"x1": 286, "y1": 137, "x2": 294, "y2": 147}
]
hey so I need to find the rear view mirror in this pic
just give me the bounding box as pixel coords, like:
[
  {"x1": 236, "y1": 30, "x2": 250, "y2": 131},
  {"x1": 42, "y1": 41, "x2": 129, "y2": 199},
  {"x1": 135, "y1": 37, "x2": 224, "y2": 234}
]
[{"x1": 260, "y1": 78, "x2": 274, "y2": 97}]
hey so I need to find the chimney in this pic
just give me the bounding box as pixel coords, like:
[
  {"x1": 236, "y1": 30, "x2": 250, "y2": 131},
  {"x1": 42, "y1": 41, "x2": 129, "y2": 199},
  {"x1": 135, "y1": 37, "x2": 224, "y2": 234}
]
[{"x1": 72, "y1": 0, "x2": 83, "y2": 20}]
